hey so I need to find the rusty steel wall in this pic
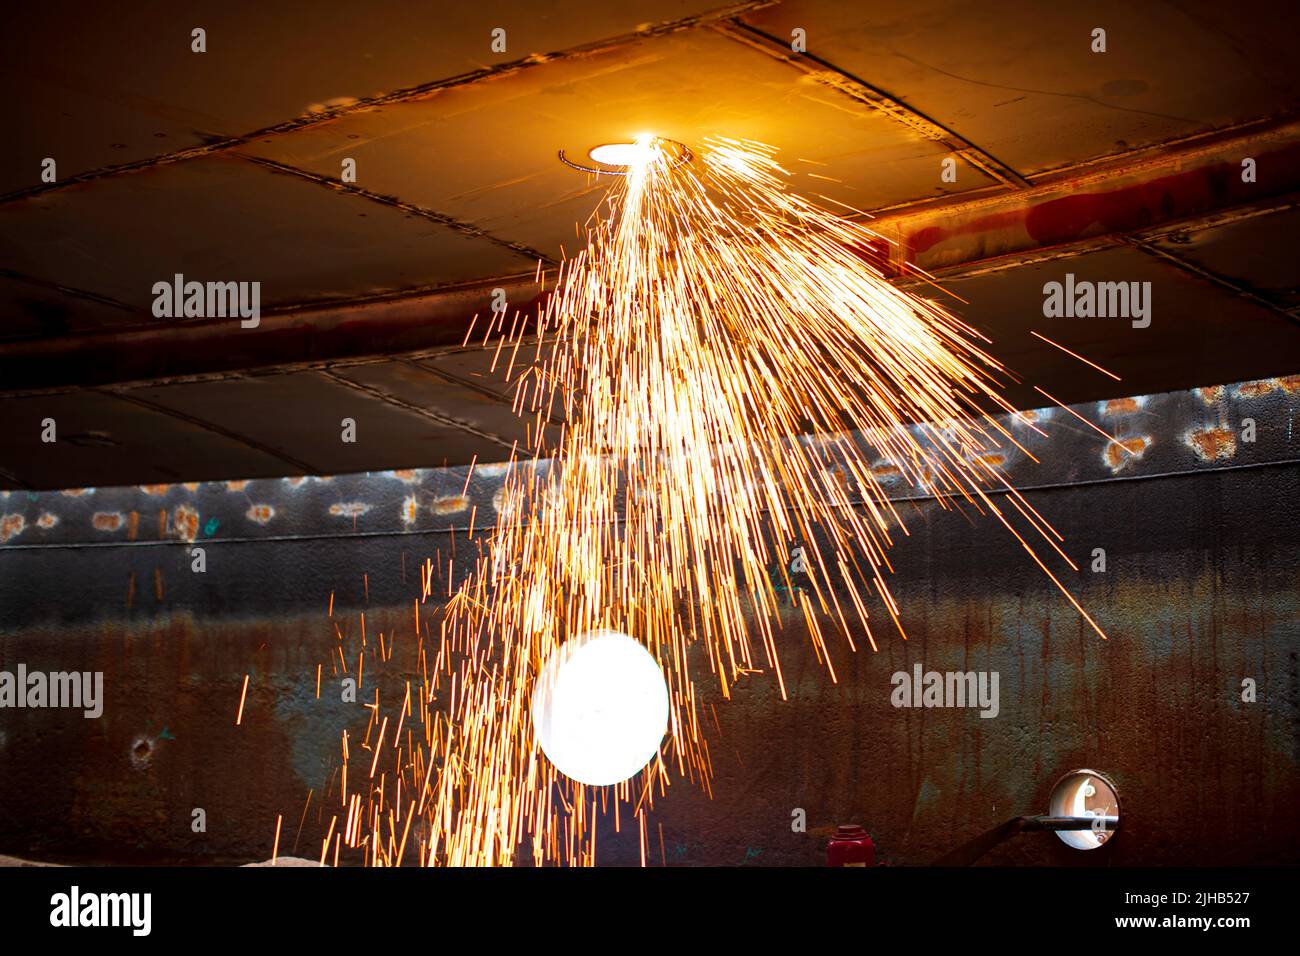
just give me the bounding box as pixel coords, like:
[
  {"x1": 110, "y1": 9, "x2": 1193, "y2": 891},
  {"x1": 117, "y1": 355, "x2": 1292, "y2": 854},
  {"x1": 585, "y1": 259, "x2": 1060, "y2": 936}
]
[{"x1": 0, "y1": 379, "x2": 1296, "y2": 865}]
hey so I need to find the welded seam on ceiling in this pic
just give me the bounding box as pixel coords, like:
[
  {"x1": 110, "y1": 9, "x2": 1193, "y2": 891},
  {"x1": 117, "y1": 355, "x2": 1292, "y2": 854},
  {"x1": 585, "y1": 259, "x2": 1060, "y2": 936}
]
[
  {"x1": 1122, "y1": 236, "x2": 1300, "y2": 326},
  {"x1": 0, "y1": 0, "x2": 775, "y2": 206},
  {"x1": 317, "y1": 368, "x2": 520, "y2": 453},
  {"x1": 6, "y1": 192, "x2": 1299, "y2": 403},
  {"x1": 709, "y1": 19, "x2": 1031, "y2": 191},
  {"x1": 0, "y1": 268, "x2": 137, "y2": 314},
  {"x1": 95, "y1": 387, "x2": 321, "y2": 475},
  {"x1": 239, "y1": 156, "x2": 555, "y2": 265}
]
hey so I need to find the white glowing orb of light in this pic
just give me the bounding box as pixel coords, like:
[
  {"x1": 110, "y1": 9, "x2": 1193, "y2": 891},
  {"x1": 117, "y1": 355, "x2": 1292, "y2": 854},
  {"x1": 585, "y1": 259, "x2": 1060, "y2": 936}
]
[
  {"x1": 588, "y1": 134, "x2": 659, "y2": 170},
  {"x1": 531, "y1": 629, "x2": 669, "y2": 786}
]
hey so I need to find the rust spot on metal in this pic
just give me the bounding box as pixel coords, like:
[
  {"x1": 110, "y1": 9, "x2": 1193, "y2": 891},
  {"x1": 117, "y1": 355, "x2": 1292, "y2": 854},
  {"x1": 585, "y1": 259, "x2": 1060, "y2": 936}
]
[
  {"x1": 286, "y1": 477, "x2": 309, "y2": 489},
  {"x1": 1103, "y1": 397, "x2": 1140, "y2": 416},
  {"x1": 182, "y1": 482, "x2": 200, "y2": 492},
  {"x1": 1186, "y1": 425, "x2": 1238, "y2": 462},
  {"x1": 35, "y1": 512, "x2": 58, "y2": 530},
  {"x1": 0, "y1": 514, "x2": 26, "y2": 543},
  {"x1": 129, "y1": 735, "x2": 155, "y2": 771},
  {"x1": 1235, "y1": 379, "x2": 1280, "y2": 399},
  {"x1": 92, "y1": 511, "x2": 125, "y2": 532},
  {"x1": 431, "y1": 495, "x2": 470, "y2": 516},
  {"x1": 139, "y1": 484, "x2": 171, "y2": 496},
  {"x1": 391, "y1": 470, "x2": 421, "y2": 483},
  {"x1": 127, "y1": 511, "x2": 139, "y2": 541},
  {"x1": 400, "y1": 496, "x2": 419, "y2": 525},
  {"x1": 226, "y1": 480, "x2": 250, "y2": 492},
  {"x1": 328, "y1": 502, "x2": 371, "y2": 518},
  {"x1": 1195, "y1": 385, "x2": 1225, "y2": 405},
  {"x1": 246, "y1": 504, "x2": 276, "y2": 525},
  {"x1": 173, "y1": 505, "x2": 200, "y2": 542},
  {"x1": 60, "y1": 488, "x2": 92, "y2": 497},
  {"x1": 1104, "y1": 435, "x2": 1153, "y2": 472},
  {"x1": 154, "y1": 567, "x2": 165, "y2": 602},
  {"x1": 1278, "y1": 375, "x2": 1300, "y2": 394}
]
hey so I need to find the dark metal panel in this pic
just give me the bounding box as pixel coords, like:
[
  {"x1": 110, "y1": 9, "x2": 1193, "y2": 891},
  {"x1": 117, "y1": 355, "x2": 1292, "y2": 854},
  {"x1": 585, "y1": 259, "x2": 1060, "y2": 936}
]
[
  {"x1": 1148, "y1": 204, "x2": 1300, "y2": 309},
  {"x1": 0, "y1": 154, "x2": 533, "y2": 313},
  {"x1": 0, "y1": 390, "x2": 292, "y2": 490},
  {"x1": 0, "y1": 453, "x2": 1294, "y2": 865}
]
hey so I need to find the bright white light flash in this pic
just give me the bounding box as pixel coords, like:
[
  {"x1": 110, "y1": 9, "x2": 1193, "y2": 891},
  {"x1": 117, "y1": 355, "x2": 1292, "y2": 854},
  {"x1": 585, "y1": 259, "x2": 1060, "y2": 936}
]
[
  {"x1": 588, "y1": 134, "x2": 659, "y2": 170},
  {"x1": 531, "y1": 629, "x2": 668, "y2": 786}
]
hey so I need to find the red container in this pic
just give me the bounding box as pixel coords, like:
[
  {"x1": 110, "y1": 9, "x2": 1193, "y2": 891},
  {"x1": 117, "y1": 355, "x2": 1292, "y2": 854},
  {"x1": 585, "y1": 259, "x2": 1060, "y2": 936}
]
[{"x1": 827, "y1": 824, "x2": 875, "y2": 867}]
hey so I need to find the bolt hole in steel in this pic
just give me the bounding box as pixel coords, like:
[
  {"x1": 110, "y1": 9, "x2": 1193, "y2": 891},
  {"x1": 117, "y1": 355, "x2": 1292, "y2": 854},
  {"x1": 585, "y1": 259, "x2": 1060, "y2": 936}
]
[
  {"x1": 558, "y1": 135, "x2": 693, "y2": 176},
  {"x1": 1048, "y1": 768, "x2": 1120, "y2": 849}
]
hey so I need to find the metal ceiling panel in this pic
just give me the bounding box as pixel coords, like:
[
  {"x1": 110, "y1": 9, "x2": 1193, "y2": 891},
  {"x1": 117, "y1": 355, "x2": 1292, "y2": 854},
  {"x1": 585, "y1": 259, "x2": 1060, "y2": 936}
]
[
  {"x1": 0, "y1": 154, "x2": 534, "y2": 313},
  {"x1": 123, "y1": 369, "x2": 496, "y2": 475},
  {"x1": 936, "y1": 244, "x2": 1300, "y2": 410},
  {"x1": 0, "y1": 390, "x2": 290, "y2": 489},
  {"x1": 0, "y1": 275, "x2": 135, "y2": 342},
  {"x1": 743, "y1": 0, "x2": 1300, "y2": 176},
  {"x1": 240, "y1": 28, "x2": 996, "y2": 260},
  {"x1": 1, "y1": 0, "x2": 740, "y2": 194},
  {"x1": 1148, "y1": 205, "x2": 1300, "y2": 309}
]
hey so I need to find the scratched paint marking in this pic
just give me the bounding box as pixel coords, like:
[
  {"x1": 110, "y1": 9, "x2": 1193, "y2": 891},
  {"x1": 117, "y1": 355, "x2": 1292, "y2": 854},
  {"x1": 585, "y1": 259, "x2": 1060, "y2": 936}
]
[
  {"x1": 245, "y1": 504, "x2": 276, "y2": 525},
  {"x1": 92, "y1": 512, "x2": 125, "y2": 532},
  {"x1": 0, "y1": 514, "x2": 25, "y2": 543},
  {"x1": 1185, "y1": 425, "x2": 1238, "y2": 462},
  {"x1": 1103, "y1": 434, "x2": 1153, "y2": 473},
  {"x1": 329, "y1": 502, "x2": 371, "y2": 518}
]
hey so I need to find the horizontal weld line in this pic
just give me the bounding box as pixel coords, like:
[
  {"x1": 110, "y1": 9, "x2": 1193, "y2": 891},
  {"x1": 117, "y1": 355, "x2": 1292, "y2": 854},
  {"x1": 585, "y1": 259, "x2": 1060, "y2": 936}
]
[
  {"x1": 0, "y1": 0, "x2": 772, "y2": 206},
  {"x1": 714, "y1": 20, "x2": 1030, "y2": 190},
  {"x1": 237, "y1": 156, "x2": 555, "y2": 265},
  {"x1": 317, "y1": 368, "x2": 519, "y2": 452},
  {"x1": 94, "y1": 387, "x2": 321, "y2": 475},
  {"x1": 1123, "y1": 237, "x2": 1300, "y2": 327},
  {"x1": 3, "y1": 457, "x2": 1294, "y2": 552},
  {"x1": 0, "y1": 268, "x2": 139, "y2": 314}
]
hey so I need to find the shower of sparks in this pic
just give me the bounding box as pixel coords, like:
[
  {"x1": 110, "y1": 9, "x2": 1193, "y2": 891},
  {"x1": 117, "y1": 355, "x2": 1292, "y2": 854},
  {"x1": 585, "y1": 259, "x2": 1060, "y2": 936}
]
[{"x1": 310, "y1": 137, "x2": 1107, "y2": 867}]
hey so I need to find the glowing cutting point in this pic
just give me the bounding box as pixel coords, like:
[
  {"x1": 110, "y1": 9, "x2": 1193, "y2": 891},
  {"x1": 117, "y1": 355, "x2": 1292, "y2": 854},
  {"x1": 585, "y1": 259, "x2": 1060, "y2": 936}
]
[
  {"x1": 531, "y1": 629, "x2": 668, "y2": 786},
  {"x1": 588, "y1": 134, "x2": 660, "y2": 170}
]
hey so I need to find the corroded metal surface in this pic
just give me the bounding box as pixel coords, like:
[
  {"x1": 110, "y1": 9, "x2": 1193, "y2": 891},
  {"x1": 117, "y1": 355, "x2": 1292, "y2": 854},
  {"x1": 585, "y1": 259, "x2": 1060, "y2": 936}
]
[
  {"x1": 0, "y1": 377, "x2": 1296, "y2": 866},
  {"x1": 2, "y1": 376, "x2": 1296, "y2": 553}
]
